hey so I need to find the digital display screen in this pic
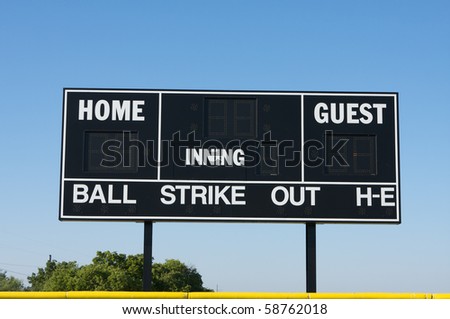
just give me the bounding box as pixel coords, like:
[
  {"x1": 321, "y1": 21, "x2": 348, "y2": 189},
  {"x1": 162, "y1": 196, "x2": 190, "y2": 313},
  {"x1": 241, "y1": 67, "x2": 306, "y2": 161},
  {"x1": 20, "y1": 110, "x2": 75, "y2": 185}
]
[
  {"x1": 206, "y1": 98, "x2": 256, "y2": 138},
  {"x1": 84, "y1": 131, "x2": 139, "y2": 173},
  {"x1": 325, "y1": 134, "x2": 377, "y2": 176}
]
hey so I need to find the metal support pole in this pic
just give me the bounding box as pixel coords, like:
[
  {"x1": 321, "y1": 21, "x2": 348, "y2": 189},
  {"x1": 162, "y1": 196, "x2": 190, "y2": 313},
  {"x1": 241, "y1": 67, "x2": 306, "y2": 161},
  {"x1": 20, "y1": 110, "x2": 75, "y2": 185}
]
[
  {"x1": 306, "y1": 223, "x2": 317, "y2": 293},
  {"x1": 143, "y1": 222, "x2": 153, "y2": 291}
]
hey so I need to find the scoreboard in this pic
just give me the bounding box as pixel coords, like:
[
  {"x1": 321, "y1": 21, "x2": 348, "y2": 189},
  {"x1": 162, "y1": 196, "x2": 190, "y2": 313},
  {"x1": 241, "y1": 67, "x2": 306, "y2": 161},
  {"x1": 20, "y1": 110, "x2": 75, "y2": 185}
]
[{"x1": 60, "y1": 89, "x2": 400, "y2": 223}]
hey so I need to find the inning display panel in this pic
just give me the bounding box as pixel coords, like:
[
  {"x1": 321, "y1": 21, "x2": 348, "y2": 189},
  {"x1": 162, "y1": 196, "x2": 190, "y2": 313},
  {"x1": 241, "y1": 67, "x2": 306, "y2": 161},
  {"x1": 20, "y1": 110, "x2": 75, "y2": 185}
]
[{"x1": 60, "y1": 89, "x2": 400, "y2": 223}]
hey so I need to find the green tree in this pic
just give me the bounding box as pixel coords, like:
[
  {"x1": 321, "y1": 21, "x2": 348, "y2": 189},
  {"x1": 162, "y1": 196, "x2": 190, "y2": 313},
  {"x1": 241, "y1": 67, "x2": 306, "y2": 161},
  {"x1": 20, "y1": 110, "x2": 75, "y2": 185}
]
[
  {"x1": 40, "y1": 261, "x2": 79, "y2": 291},
  {"x1": 28, "y1": 251, "x2": 211, "y2": 292},
  {"x1": 75, "y1": 251, "x2": 143, "y2": 291},
  {"x1": 152, "y1": 259, "x2": 212, "y2": 292},
  {"x1": 0, "y1": 271, "x2": 24, "y2": 291},
  {"x1": 28, "y1": 260, "x2": 78, "y2": 291},
  {"x1": 28, "y1": 259, "x2": 58, "y2": 291}
]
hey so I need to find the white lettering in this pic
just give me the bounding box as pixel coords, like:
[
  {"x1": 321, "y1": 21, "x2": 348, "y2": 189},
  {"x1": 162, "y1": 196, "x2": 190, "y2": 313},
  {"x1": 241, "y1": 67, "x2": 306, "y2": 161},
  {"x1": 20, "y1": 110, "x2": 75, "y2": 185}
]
[
  {"x1": 186, "y1": 148, "x2": 246, "y2": 166},
  {"x1": 306, "y1": 187, "x2": 320, "y2": 206},
  {"x1": 215, "y1": 186, "x2": 231, "y2": 205},
  {"x1": 271, "y1": 186, "x2": 289, "y2": 206},
  {"x1": 89, "y1": 184, "x2": 106, "y2": 203},
  {"x1": 233, "y1": 149, "x2": 245, "y2": 166},
  {"x1": 373, "y1": 103, "x2": 387, "y2": 124},
  {"x1": 78, "y1": 100, "x2": 93, "y2": 120},
  {"x1": 132, "y1": 100, "x2": 145, "y2": 121},
  {"x1": 314, "y1": 102, "x2": 387, "y2": 124},
  {"x1": 160, "y1": 185, "x2": 247, "y2": 206},
  {"x1": 314, "y1": 102, "x2": 328, "y2": 124},
  {"x1": 108, "y1": 184, "x2": 121, "y2": 204},
  {"x1": 347, "y1": 103, "x2": 359, "y2": 124},
  {"x1": 73, "y1": 184, "x2": 89, "y2": 203},
  {"x1": 272, "y1": 186, "x2": 321, "y2": 207},
  {"x1": 191, "y1": 186, "x2": 207, "y2": 205},
  {"x1": 359, "y1": 103, "x2": 373, "y2": 124},
  {"x1": 112, "y1": 100, "x2": 131, "y2": 121},
  {"x1": 289, "y1": 187, "x2": 305, "y2": 206},
  {"x1": 122, "y1": 185, "x2": 136, "y2": 204},
  {"x1": 185, "y1": 149, "x2": 191, "y2": 165},
  {"x1": 77, "y1": 99, "x2": 146, "y2": 121},
  {"x1": 231, "y1": 186, "x2": 246, "y2": 205},
  {"x1": 175, "y1": 185, "x2": 190, "y2": 205},
  {"x1": 381, "y1": 187, "x2": 395, "y2": 206},
  {"x1": 192, "y1": 149, "x2": 203, "y2": 165},
  {"x1": 161, "y1": 185, "x2": 176, "y2": 205},
  {"x1": 330, "y1": 103, "x2": 345, "y2": 124},
  {"x1": 356, "y1": 187, "x2": 373, "y2": 206},
  {"x1": 73, "y1": 184, "x2": 136, "y2": 204},
  {"x1": 94, "y1": 100, "x2": 110, "y2": 121}
]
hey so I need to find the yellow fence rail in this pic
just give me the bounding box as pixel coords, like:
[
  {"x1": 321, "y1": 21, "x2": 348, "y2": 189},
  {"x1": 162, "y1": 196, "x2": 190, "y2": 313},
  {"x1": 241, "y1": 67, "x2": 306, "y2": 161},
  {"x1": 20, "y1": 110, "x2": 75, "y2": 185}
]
[{"x1": 0, "y1": 292, "x2": 449, "y2": 299}]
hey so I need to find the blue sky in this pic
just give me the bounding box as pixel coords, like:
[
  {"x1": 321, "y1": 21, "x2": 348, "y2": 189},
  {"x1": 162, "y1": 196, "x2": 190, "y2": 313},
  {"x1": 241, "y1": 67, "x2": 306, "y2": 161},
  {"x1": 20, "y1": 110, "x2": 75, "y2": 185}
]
[{"x1": 1, "y1": 0, "x2": 449, "y2": 292}]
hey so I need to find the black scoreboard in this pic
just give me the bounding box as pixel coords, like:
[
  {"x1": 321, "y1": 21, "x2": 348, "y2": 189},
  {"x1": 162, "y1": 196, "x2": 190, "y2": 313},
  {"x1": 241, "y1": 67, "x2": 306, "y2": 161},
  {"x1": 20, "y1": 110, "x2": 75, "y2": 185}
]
[{"x1": 60, "y1": 89, "x2": 400, "y2": 223}]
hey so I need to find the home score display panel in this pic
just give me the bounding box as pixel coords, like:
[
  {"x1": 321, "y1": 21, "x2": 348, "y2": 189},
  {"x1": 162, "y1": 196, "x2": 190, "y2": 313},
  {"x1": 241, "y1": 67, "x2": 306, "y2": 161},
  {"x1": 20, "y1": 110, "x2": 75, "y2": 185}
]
[{"x1": 60, "y1": 89, "x2": 400, "y2": 223}]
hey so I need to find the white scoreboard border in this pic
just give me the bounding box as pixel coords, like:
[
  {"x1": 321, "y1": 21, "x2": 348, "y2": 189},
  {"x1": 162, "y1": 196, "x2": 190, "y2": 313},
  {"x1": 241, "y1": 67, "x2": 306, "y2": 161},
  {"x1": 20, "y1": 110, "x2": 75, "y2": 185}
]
[{"x1": 60, "y1": 89, "x2": 400, "y2": 223}]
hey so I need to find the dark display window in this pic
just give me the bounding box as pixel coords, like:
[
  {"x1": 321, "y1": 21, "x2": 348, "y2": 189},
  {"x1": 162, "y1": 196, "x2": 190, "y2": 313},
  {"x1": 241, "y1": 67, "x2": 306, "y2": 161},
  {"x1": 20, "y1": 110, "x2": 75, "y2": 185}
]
[
  {"x1": 84, "y1": 131, "x2": 139, "y2": 173},
  {"x1": 205, "y1": 98, "x2": 256, "y2": 138},
  {"x1": 325, "y1": 134, "x2": 377, "y2": 176}
]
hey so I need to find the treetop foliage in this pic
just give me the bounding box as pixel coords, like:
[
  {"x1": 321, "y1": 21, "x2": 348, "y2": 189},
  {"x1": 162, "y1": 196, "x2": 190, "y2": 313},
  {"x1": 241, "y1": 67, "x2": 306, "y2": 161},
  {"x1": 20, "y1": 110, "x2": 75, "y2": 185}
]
[
  {"x1": 0, "y1": 271, "x2": 24, "y2": 291},
  {"x1": 27, "y1": 251, "x2": 211, "y2": 292}
]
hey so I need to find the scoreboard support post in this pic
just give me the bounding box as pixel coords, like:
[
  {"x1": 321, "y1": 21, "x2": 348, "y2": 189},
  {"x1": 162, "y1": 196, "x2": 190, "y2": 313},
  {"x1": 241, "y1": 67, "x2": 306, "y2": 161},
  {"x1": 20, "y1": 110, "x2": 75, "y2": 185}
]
[
  {"x1": 143, "y1": 222, "x2": 153, "y2": 291},
  {"x1": 306, "y1": 223, "x2": 317, "y2": 293}
]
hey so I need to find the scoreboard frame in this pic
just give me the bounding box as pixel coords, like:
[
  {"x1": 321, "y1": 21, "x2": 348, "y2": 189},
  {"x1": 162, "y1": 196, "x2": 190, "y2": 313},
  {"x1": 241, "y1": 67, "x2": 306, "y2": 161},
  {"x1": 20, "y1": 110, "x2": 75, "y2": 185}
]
[{"x1": 60, "y1": 89, "x2": 400, "y2": 224}]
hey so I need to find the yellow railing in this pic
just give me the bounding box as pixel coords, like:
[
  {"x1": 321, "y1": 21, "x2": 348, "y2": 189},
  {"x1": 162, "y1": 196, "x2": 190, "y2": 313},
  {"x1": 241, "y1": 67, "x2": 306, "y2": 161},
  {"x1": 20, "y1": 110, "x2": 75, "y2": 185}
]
[{"x1": 0, "y1": 292, "x2": 449, "y2": 299}]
